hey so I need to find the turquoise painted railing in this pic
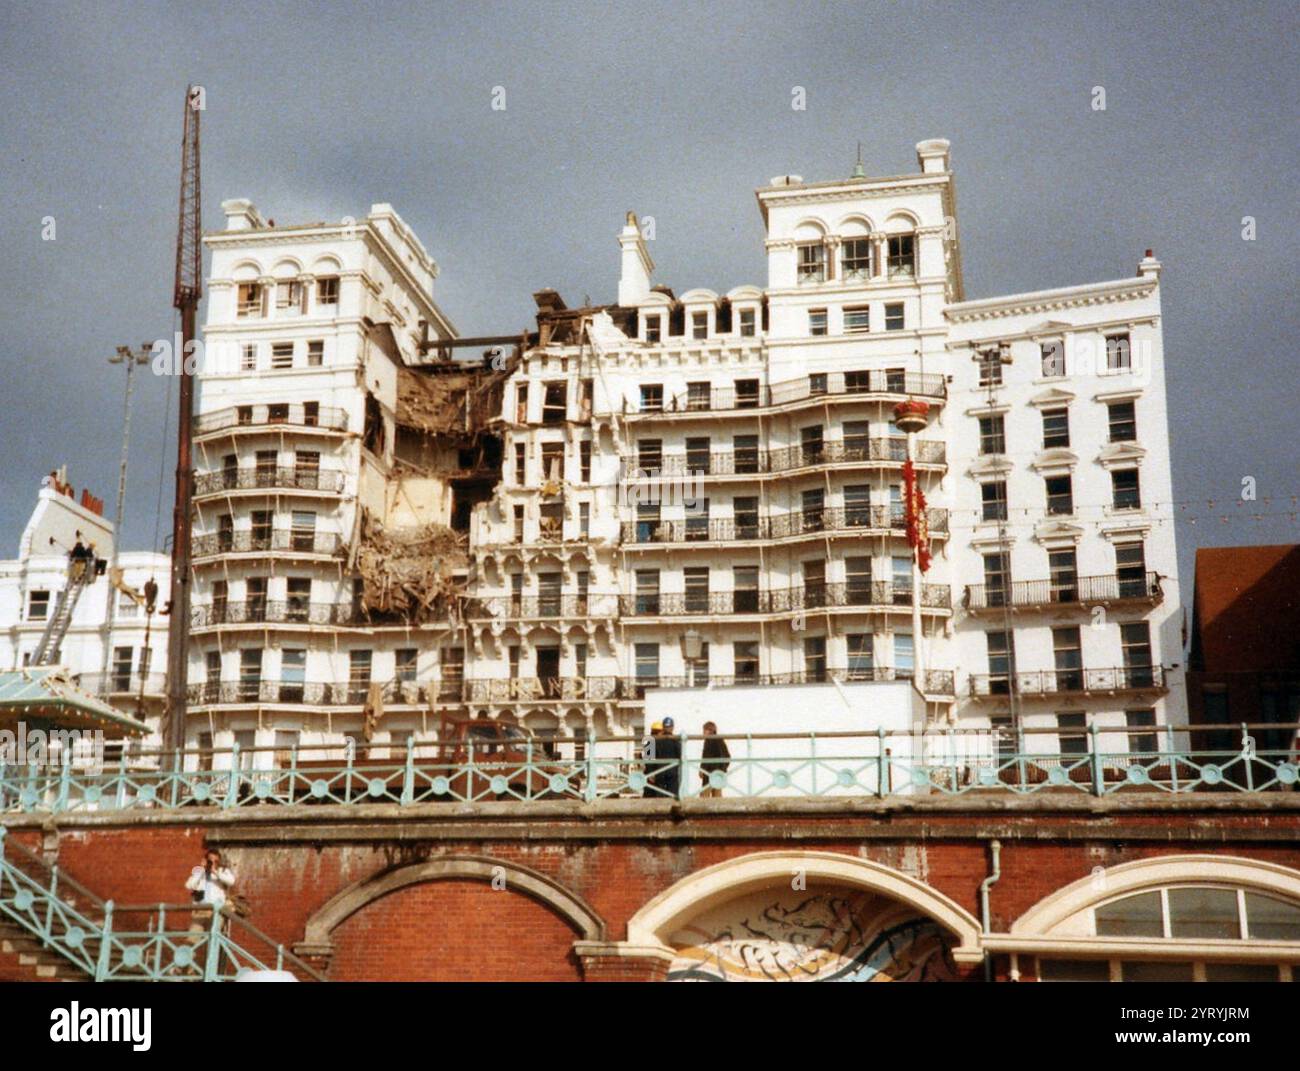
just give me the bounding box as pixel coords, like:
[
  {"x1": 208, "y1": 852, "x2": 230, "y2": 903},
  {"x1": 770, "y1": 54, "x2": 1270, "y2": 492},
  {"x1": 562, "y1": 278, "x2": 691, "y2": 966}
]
[
  {"x1": 0, "y1": 827, "x2": 324, "y2": 982},
  {"x1": 2, "y1": 724, "x2": 1296, "y2": 814}
]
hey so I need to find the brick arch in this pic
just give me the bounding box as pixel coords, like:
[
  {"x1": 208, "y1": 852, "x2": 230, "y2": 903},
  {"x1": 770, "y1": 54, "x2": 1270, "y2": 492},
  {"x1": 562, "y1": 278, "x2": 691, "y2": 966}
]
[
  {"x1": 300, "y1": 854, "x2": 605, "y2": 955},
  {"x1": 626, "y1": 850, "x2": 983, "y2": 965}
]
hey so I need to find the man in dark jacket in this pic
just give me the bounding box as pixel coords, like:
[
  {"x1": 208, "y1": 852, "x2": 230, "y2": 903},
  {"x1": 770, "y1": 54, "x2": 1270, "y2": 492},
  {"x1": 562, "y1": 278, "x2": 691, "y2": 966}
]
[
  {"x1": 699, "y1": 721, "x2": 731, "y2": 798},
  {"x1": 656, "y1": 717, "x2": 682, "y2": 798}
]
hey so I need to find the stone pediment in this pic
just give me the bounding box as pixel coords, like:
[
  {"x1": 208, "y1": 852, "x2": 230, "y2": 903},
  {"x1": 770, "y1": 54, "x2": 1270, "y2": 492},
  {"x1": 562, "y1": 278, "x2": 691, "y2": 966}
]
[{"x1": 1031, "y1": 448, "x2": 1078, "y2": 474}]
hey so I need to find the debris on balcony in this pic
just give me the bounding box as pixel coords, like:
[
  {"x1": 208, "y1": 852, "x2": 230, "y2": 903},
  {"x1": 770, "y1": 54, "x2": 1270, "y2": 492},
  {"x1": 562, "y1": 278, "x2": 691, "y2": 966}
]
[{"x1": 351, "y1": 512, "x2": 468, "y2": 624}]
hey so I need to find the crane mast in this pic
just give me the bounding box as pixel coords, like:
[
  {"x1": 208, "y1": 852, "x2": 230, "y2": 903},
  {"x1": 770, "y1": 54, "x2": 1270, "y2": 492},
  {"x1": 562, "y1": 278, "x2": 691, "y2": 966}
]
[{"x1": 164, "y1": 85, "x2": 202, "y2": 753}]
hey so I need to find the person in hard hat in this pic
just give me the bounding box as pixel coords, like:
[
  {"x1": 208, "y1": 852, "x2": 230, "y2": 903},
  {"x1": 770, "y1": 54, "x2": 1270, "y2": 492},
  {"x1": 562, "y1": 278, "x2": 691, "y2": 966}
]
[
  {"x1": 656, "y1": 717, "x2": 682, "y2": 798},
  {"x1": 641, "y1": 722, "x2": 664, "y2": 797}
]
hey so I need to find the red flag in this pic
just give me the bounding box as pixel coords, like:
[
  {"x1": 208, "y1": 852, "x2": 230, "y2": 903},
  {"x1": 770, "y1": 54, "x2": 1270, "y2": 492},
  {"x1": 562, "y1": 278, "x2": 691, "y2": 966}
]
[{"x1": 902, "y1": 460, "x2": 932, "y2": 573}]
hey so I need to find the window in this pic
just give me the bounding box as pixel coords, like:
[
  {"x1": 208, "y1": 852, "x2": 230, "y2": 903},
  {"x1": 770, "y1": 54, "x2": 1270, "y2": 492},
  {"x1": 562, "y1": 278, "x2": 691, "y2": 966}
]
[
  {"x1": 110, "y1": 646, "x2": 133, "y2": 692},
  {"x1": 575, "y1": 570, "x2": 589, "y2": 614},
  {"x1": 240, "y1": 343, "x2": 257, "y2": 371},
  {"x1": 802, "y1": 488, "x2": 825, "y2": 531},
  {"x1": 841, "y1": 238, "x2": 872, "y2": 280},
  {"x1": 1057, "y1": 712, "x2": 1087, "y2": 755},
  {"x1": 579, "y1": 501, "x2": 590, "y2": 538},
  {"x1": 884, "y1": 303, "x2": 904, "y2": 331},
  {"x1": 239, "y1": 648, "x2": 263, "y2": 700},
  {"x1": 983, "y1": 552, "x2": 1010, "y2": 608},
  {"x1": 887, "y1": 234, "x2": 915, "y2": 277},
  {"x1": 1106, "y1": 332, "x2": 1131, "y2": 371},
  {"x1": 1111, "y1": 469, "x2": 1141, "y2": 510},
  {"x1": 540, "y1": 442, "x2": 564, "y2": 483},
  {"x1": 640, "y1": 384, "x2": 663, "y2": 412},
  {"x1": 843, "y1": 421, "x2": 869, "y2": 460},
  {"x1": 684, "y1": 566, "x2": 710, "y2": 613},
  {"x1": 635, "y1": 501, "x2": 659, "y2": 543},
  {"x1": 205, "y1": 650, "x2": 222, "y2": 684},
  {"x1": 635, "y1": 570, "x2": 660, "y2": 615},
  {"x1": 237, "y1": 282, "x2": 262, "y2": 317},
  {"x1": 986, "y1": 631, "x2": 1014, "y2": 693},
  {"x1": 280, "y1": 649, "x2": 306, "y2": 702},
  {"x1": 579, "y1": 379, "x2": 593, "y2": 420},
  {"x1": 1042, "y1": 408, "x2": 1070, "y2": 448},
  {"x1": 636, "y1": 438, "x2": 662, "y2": 472},
  {"x1": 733, "y1": 434, "x2": 760, "y2": 474},
  {"x1": 1046, "y1": 475, "x2": 1074, "y2": 515},
  {"x1": 1049, "y1": 549, "x2": 1079, "y2": 603},
  {"x1": 738, "y1": 308, "x2": 756, "y2": 337},
  {"x1": 733, "y1": 641, "x2": 759, "y2": 682},
  {"x1": 542, "y1": 381, "x2": 567, "y2": 425},
  {"x1": 734, "y1": 378, "x2": 760, "y2": 409},
  {"x1": 1121, "y1": 622, "x2": 1154, "y2": 687},
  {"x1": 685, "y1": 498, "x2": 710, "y2": 541},
  {"x1": 307, "y1": 340, "x2": 323, "y2": 366},
  {"x1": 843, "y1": 305, "x2": 870, "y2": 333},
  {"x1": 538, "y1": 572, "x2": 562, "y2": 617},
  {"x1": 316, "y1": 276, "x2": 339, "y2": 306},
  {"x1": 833, "y1": 558, "x2": 869, "y2": 610},
  {"x1": 276, "y1": 280, "x2": 301, "y2": 310},
  {"x1": 978, "y1": 414, "x2": 1006, "y2": 455},
  {"x1": 733, "y1": 567, "x2": 759, "y2": 613},
  {"x1": 303, "y1": 401, "x2": 319, "y2": 426},
  {"x1": 644, "y1": 315, "x2": 662, "y2": 343},
  {"x1": 977, "y1": 347, "x2": 1003, "y2": 386},
  {"x1": 847, "y1": 634, "x2": 874, "y2": 680},
  {"x1": 349, "y1": 649, "x2": 372, "y2": 696},
  {"x1": 691, "y1": 311, "x2": 708, "y2": 339},
  {"x1": 844, "y1": 485, "x2": 871, "y2": 527},
  {"x1": 891, "y1": 556, "x2": 911, "y2": 604},
  {"x1": 674, "y1": 382, "x2": 708, "y2": 415},
  {"x1": 579, "y1": 440, "x2": 591, "y2": 482},
  {"x1": 802, "y1": 560, "x2": 826, "y2": 607},
  {"x1": 250, "y1": 509, "x2": 273, "y2": 548},
  {"x1": 116, "y1": 590, "x2": 139, "y2": 619},
  {"x1": 803, "y1": 637, "x2": 827, "y2": 682},
  {"x1": 808, "y1": 308, "x2": 828, "y2": 336},
  {"x1": 808, "y1": 372, "x2": 827, "y2": 396},
  {"x1": 245, "y1": 577, "x2": 268, "y2": 620},
  {"x1": 27, "y1": 590, "x2": 50, "y2": 621},
  {"x1": 635, "y1": 642, "x2": 660, "y2": 683},
  {"x1": 286, "y1": 577, "x2": 311, "y2": 622},
  {"x1": 1115, "y1": 542, "x2": 1147, "y2": 598},
  {"x1": 797, "y1": 242, "x2": 825, "y2": 283},
  {"x1": 800, "y1": 424, "x2": 824, "y2": 463},
  {"x1": 894, "y1": 632, "x2": 914, "y2": 677},
  {"x1": 513, "y1": 505, "x2": 524, "y2": 543},
  {"x1": 734, "y1": 496, "x2": 759, "y2": 540},
  {"x1": 1108, "y1": 400, "x2": 1137, "y2": 442},
  {"x1": 981, "y1": 480, "x2": 1008, "y2": 522},
  {"x1": 1053, "y1": 627, "x2": 1084, "y2": 692},
  {"x1": 515, "y1": 383, "x2": 529, "y2": 423},
  {"x1": 1126, "y1": 708, "x2": 1156, "y2": 754},
  {"x1": 845, "y1": 370, "x2": 872, "y2": 394},
  {"x1": 1040, "y1": 340, "x2": 1065, "y2": 377},
  {"x1": 440, "y1": 646, "x2": 464, "y2": 689},
  {"x1": 290, "y1": 510, "x2": 316, "y2": 551},
  {"x1": 686, "y1": 436, "x2": 711, "y2": 475},
  {"x1": 255, "y1": 449, "x2": 278, "y2": 482}
]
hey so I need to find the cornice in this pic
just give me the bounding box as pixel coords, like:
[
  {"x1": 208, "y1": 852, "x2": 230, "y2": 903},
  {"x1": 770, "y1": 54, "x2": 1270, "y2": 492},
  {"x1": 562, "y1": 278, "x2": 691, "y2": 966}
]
[{"x1": 945, "y1": 277, "x2": 1158, "y2": 324}]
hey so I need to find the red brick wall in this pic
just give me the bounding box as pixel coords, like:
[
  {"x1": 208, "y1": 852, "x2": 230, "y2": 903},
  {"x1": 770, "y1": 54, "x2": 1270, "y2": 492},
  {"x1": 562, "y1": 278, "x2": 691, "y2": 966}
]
[{"x1": 328, "y1": 880, "x2": 583, "y2": 982}]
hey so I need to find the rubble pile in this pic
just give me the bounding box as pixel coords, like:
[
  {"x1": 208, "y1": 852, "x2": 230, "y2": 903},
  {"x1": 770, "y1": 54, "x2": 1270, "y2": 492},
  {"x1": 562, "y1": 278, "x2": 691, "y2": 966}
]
[{"x1": 353, "y1": 513, "x2": 468, "y2": 623}]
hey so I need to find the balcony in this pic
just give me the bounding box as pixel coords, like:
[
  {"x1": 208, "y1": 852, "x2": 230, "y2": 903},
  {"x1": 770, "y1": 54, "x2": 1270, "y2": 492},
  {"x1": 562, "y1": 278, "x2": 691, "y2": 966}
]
[
  {"x1": 623, "y1": 370, "x2": 946, "y2": 419},
  {"x1": 464, "y1": 677, "x2": 623, "y2": 703},
  {"x1": 191, "y1": 529, "x2": 344, "y2": 560},
  {"x1": 619, "y1": 581, "x2": 951, "y2": 619},
  {"x1": 617, "y1": 667, "x2": 955, "y2": 697},
  {"x1": 964, "y1": 572, "x2": 1163, "y2": 613},
  {"x1": 621, "y1": 505, "x2": 949, "y2": 546},
  {"x1": 968, "y1": 665, "x2": 1166, "y2": 699},
  {"x1": 624, "y1": 438, "x2": 945, "y2": 479},
  {"x1": 187, "y1": 679, "x2": 454, "y2": 708},
  {"x1": 463, "y1": 594, "x2": 619, "y2": 621},
  {"x1": 192, "y1": 600, "x2": 363, "y2": 629},
  {"x1": 193, "y1": 466, "x2": 345, "y2": 498},
  {"x1": 194, "y1": 404, "x2": 348, "y2": 437}
]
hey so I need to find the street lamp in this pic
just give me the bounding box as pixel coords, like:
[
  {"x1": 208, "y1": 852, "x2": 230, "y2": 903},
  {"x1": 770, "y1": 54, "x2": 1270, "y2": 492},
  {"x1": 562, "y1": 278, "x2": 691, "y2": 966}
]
[{"x1": 680, "y1": 627, "x2": 703, "y2": 688}]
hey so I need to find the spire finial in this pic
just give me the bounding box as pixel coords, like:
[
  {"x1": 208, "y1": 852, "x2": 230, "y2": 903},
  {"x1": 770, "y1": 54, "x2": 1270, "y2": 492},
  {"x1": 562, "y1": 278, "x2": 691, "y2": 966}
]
[{"x1": 851, "y1": 141, "x2": 866, "y2": 179}]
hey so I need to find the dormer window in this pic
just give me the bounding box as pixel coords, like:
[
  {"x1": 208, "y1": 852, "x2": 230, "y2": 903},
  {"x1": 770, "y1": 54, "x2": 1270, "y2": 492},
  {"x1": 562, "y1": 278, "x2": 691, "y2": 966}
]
[
  {"x1": 841, "y1": 238, "x2": 872, "y2": 281},
  {"x1": 645, "y1": 315, "x2": 662, "y2": 343},
  {"x1": 237, "y1": 282, "x2": 262, "y2": 317},
  {"x1": 738, "y1": 308, "x2": 756, "y2": 337},
  {"x1": 797, "y1": 242, "x2": 825, "y2": 284},
  {"x1": 316, "y1": 276, "x2": 339, "y2": 306},
  {"x1": 887, "y1": 234, "x2": 915, "y2": 278},
  {"x1": 691, "y1": 311, "x2": 708, "y2": 340}
]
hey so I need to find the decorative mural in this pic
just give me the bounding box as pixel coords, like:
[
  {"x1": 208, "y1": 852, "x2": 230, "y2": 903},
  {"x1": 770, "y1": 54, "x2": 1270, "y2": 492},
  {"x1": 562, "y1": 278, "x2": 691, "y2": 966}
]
[{"x1": 667, "y1": 888, "x2": 958, "y2": 982}]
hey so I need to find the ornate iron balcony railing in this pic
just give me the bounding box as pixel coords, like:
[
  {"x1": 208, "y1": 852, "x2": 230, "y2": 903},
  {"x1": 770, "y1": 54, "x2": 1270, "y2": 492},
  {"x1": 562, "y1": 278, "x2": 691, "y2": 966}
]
[
  {"x1": 625, "y1": 370, "x2": 947, "y2": 417},
  {"x1": 193, "y1": 466, "x2": 345, "y2": 496},
  {"x1": 622, "y1": 505, "x2": 949, "y2": 545},
  {"x1": 618, "y1": 580, "x2": 951, "y2": 617},
  {"x1": 968, "y1": 665, "x2": 1166, "y2": 698},
  {"x1": 191, "y1": 529, "x2": 344, "y2": 558},
  {"x1": 625, "y1": 438, "x2": 946, "y2": 478},
  {"x1": 964, "y1": 572, "x2": 1163, "y2": 612},
  {"x1": 462, "y1": 594, "x2": 620, "y2": 620}
]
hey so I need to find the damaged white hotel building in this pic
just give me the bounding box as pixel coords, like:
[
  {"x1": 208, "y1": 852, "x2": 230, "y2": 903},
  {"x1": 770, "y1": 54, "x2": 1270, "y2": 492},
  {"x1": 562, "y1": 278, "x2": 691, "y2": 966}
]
[{"x1": 180, "y1": 138, "x2": 1183, "y2": 761}]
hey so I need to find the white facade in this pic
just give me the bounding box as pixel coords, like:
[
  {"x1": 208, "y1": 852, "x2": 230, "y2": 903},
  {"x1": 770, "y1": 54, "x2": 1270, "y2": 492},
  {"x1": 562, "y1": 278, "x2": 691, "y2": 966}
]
[
  {"x1": 188, "y1": 139, "x2": 1185, "y2": 762},
  {"x1": 0, "y1": 484, "x2": 171, "y2": 744}
]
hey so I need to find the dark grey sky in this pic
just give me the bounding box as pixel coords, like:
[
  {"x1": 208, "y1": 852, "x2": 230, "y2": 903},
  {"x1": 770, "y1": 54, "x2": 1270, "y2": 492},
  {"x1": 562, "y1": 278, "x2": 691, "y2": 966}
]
[{"x1": 1, "y1": 0, "x2": 1296, "y2": 594}]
